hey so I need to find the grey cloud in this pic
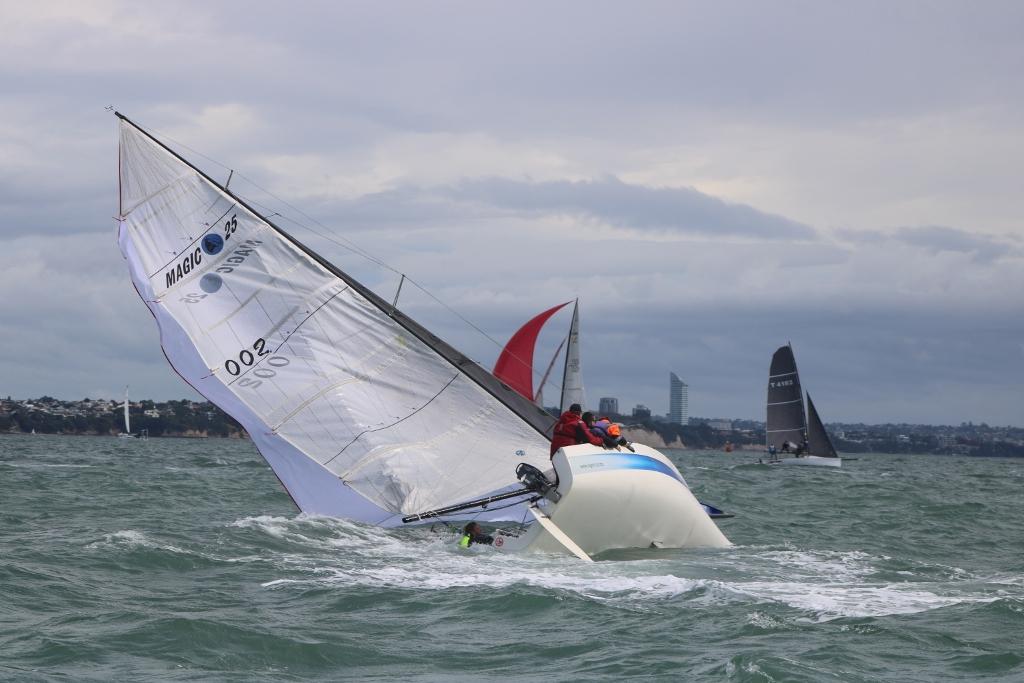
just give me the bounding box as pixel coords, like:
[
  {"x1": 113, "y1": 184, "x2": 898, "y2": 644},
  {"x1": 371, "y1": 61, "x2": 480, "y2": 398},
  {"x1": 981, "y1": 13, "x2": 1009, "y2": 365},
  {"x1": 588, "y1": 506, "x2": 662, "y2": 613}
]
[
  {"x1": 442, "y1": 177, "x2": 817, "y2": 240},
  {"x1": 893, "y1": 226, "x2": 1017, "y2": 263},
  {"x1": 838, "y1": 225, "x2": 1019, "y2": 263},
  {"x1": 237, "y1": 175, "x2": 818, "y2": 243}
]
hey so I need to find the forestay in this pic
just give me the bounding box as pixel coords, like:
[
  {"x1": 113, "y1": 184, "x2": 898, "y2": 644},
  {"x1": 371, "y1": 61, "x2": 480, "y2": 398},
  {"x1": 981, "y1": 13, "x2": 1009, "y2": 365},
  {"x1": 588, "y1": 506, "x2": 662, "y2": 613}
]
[{"x1": 116, "y1": 115, "x2": 555, "y2": 526}]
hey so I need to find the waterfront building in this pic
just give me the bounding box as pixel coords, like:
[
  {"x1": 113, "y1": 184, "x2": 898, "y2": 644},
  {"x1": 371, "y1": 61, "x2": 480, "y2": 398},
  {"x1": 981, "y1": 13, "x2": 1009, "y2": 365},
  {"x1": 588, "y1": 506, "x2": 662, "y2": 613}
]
[
  {"x1": 669, "y1": 372, "x2": 689, "y2": 425},
  {"x1": 598, "y1": 397, "x2": 619, "y2": 415}
]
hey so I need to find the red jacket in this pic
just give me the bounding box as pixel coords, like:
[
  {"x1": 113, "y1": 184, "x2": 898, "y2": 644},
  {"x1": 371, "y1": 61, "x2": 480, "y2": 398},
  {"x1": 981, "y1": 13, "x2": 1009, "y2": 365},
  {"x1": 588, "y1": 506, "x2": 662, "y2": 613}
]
[{"x1": 550, "y1": 411, "x2": 604, "y2": 456}]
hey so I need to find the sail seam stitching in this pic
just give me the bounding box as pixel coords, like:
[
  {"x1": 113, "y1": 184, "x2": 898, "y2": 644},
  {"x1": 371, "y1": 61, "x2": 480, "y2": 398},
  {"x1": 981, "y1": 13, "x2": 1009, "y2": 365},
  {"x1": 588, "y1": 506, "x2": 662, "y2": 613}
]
[{"x1": 325, "y1": 373, "x2": 461, "y2": 468}]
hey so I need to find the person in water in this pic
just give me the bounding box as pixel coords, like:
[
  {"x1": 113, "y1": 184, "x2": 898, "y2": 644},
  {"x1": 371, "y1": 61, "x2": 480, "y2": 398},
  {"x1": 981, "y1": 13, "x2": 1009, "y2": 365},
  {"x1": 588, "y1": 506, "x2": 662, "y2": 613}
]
[
  {"x1": 458, "y1": 522, "x2": 493, "y2": 548},
  {"x1": 550, "y1": 404, "x2": 605, "y2": 456}
]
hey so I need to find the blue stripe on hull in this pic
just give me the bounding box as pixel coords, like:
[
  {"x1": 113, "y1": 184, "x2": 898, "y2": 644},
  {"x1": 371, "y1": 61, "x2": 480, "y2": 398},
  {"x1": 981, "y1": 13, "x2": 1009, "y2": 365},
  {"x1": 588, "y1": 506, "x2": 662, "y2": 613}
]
[{"x1": 570, "y1": 452, "x2": 684, "y2": 484}]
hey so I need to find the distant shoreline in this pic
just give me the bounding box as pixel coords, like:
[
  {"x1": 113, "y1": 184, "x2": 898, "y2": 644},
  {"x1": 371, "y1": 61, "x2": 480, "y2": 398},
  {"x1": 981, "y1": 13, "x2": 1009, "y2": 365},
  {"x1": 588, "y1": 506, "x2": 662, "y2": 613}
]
[{"x1": 4, "y1": 396, "x2": 1022, "y2": 457}]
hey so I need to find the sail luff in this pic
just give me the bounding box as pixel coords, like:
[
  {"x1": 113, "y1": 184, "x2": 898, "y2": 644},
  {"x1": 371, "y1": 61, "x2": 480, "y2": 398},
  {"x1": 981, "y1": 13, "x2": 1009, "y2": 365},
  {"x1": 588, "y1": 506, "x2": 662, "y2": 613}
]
[
  {"x1": 805, "y1": 393, "x2": 838, "y2": 457},
  {"x1": 115, "y1": 112, "x2": 555, "y2": 439},
  {"x1": 123, "y1": 386, "x2": 130, "y2": 434}
]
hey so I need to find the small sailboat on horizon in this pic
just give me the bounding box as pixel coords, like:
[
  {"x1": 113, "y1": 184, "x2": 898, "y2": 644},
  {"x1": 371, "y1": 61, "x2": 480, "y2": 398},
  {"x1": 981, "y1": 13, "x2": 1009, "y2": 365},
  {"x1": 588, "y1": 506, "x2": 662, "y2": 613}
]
[
  {"x1": 763, "y1": 343, "x2": 842, "y2": 467},
  {"x1": 117, "y1": 386, "x2": 136, "y2": 439}
]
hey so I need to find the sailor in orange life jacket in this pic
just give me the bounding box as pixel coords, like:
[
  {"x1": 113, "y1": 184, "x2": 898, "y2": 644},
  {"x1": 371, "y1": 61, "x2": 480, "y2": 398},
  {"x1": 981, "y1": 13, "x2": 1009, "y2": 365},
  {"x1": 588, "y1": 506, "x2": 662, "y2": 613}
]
[
  {"x1": 550, "y1": 404, "x2": 607, "y2": 457},
  {"x1": 591, "y1": 417, "x2": 635, "y2": 452}
]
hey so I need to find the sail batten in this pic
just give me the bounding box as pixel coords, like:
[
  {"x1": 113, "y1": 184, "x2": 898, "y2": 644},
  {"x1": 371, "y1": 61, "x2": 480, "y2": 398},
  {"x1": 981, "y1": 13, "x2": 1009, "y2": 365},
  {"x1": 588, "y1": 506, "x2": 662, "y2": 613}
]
[{"x1": 116, "y1": 113, "x2": 554, "y2": 523}]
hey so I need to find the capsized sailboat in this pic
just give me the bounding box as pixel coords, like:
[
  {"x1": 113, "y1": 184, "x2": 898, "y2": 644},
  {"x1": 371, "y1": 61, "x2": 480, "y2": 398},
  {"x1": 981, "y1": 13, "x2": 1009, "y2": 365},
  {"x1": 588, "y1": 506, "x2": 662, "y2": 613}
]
[
  {"x1": 763, "y1": 344, "x2": 841, "y2": 467},
  {"x1": 115, "y1": 114, "x2": 729, "y2": 557}
]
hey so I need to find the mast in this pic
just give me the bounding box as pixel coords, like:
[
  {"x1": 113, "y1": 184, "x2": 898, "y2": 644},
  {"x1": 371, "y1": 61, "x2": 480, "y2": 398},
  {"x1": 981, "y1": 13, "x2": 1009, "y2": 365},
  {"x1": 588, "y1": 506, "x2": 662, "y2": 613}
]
[{"x1": 115, "y1": 112, "x2": 554, "y2": 439}]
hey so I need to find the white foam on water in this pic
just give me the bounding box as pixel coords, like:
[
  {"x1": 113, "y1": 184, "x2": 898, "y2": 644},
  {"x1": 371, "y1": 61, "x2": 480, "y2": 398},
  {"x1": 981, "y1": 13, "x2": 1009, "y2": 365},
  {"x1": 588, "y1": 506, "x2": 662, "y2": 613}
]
[
  {"x1": 723, "y1": 580, "x2": 994, "y2": 621},
  {"x1": 233, "y1": 515, "x2": 1019, "y2": 621},
  {"x1": 746, "y1": 611, "x2": 786, "y2": 630},
  {"x1": 86, "y1": 529, "x2": 149, "y2": 548},
  {"x1": 754, "y1": 549, "x2": 877, "y2": 583},
  {"x1": 252, "y1": 548, "x2": 1006, "y2": 621},
  {"x1": 725, "y1": 660, "x2": 776, "y2": 681},
  {"x1": 85, "y1": 529, "x2": 217, "y2": 560},
  {"x1": 988, "y1": 573, "x2": 1024, "y2": 587}
]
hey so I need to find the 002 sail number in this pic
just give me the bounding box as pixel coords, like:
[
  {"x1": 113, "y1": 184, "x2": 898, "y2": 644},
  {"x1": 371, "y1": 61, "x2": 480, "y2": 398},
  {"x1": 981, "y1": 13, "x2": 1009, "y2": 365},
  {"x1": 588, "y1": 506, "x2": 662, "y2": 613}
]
[{"x1": 224, "y1": 338, "x2": 290, "y2": 388}]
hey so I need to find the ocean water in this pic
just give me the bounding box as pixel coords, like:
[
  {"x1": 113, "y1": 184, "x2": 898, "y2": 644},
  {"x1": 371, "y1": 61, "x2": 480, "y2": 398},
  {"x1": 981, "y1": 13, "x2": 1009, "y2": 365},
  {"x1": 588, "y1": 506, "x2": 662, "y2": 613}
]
[{"x1": 1, "y1": 435, "x2": 1021, "y2": 682}]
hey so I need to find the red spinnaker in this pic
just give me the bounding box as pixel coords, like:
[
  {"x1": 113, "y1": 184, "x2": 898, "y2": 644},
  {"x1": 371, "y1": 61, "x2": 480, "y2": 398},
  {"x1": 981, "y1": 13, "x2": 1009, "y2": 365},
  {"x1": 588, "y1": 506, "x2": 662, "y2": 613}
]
[{"x1": 494, "y1": 302, "x2": 570, "y2": 401}]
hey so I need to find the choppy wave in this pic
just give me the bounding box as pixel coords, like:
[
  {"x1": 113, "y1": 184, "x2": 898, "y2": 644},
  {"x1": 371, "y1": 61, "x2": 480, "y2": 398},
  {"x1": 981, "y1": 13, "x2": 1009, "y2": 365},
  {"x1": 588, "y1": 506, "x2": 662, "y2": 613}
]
[{"x1": 2, "y1": 436, "x2": 1023, "y2": 681}]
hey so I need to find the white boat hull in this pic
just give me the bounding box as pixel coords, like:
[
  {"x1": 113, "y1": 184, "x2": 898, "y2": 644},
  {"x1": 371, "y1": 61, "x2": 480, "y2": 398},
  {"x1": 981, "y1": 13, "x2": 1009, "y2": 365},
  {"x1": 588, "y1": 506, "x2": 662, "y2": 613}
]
[
  {"x1": 494, "y1": 443, "x2": 730, "y2": 557},
  {"x1": 767, "y1": 455, "x2": 842, "y2": 467}
]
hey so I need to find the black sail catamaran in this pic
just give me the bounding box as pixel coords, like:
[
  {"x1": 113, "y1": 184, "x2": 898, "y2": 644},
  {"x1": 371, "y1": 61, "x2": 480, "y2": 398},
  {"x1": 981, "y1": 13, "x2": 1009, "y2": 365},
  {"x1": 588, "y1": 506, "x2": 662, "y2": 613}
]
[{"x1": 764, "y1": 343, "x2": 842, "y2": 467}]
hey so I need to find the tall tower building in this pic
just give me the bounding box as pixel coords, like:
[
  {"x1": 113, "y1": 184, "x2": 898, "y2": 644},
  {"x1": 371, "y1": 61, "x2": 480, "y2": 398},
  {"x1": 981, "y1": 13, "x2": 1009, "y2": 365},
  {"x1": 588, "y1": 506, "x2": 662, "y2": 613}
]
[
  {"x1": 598, "y1": 397, "x2": 619, "y2": 415},
  {"x1": 669, "y1": 372, "x2": 689, "y2": 425}
]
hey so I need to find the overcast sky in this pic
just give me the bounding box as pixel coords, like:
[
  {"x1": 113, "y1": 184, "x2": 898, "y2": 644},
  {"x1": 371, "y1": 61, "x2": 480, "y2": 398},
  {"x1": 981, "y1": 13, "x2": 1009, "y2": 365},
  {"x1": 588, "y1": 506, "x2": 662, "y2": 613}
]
[{"x1": 1, "y1": 1, "x2": 1022, "y2": 426}]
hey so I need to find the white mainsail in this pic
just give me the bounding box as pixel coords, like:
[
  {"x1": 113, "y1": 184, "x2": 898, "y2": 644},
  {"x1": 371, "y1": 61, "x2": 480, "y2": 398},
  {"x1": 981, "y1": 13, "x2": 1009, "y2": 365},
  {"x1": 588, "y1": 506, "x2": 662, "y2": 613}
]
[
  {"x1": 559, "y1": 300, "x2": 584, "y2": 411},
  {"x1": 123, "y1": 386, "x2": 130, "y2": 434},
  {"x1": 116, "y1": 115, "x2": 554, "y2": 525}
]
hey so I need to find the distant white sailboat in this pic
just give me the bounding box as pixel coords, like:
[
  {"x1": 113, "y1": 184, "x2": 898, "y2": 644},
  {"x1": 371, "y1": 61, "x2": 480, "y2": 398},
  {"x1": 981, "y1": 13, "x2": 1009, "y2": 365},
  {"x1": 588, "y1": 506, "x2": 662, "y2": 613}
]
[
  {"x1": 491, "y1": 299, "x2": 584, "y2": 413},
  {"x1": 118, "y1": 386, "x2": 136, "y2": 439}
]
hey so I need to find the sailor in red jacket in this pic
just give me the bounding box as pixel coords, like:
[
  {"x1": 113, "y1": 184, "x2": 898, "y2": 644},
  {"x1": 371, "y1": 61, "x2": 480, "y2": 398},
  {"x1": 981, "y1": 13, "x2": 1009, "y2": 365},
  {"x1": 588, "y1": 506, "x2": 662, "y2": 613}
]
[{"x1": 550, "y1": 404, "x2": 606, "y2": 456}]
